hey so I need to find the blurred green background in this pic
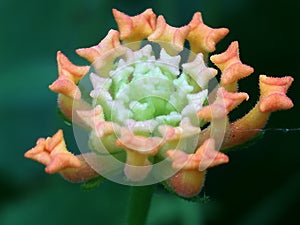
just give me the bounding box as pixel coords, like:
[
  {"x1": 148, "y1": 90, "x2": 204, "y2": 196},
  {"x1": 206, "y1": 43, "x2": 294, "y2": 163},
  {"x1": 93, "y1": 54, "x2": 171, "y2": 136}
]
[{"x1": 0, "y1": 0, "x2": 299, "y2": 224}]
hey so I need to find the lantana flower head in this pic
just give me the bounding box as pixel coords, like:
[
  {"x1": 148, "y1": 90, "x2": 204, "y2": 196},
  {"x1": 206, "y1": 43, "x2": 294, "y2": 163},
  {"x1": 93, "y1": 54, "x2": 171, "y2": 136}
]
[{"x1": 25, "y1": 9, "x2": 293, "y2": 198}]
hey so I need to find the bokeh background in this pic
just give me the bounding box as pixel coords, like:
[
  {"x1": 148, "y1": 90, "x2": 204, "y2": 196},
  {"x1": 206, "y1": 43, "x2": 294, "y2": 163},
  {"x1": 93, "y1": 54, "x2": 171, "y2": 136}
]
[{"x1": 1, "y1": 0, "x2": 299, "y2": 224}]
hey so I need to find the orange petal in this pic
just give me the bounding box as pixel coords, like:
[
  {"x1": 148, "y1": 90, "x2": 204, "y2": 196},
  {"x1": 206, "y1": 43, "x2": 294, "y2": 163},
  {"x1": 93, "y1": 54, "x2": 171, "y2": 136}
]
[
  {"x1": 148, "y1": 15, "x2": 190, "y2": 53},
  {"x1": 222, "y1": 75, "x2": 293, "y2": 150},
  {"x1": 116, "y1": 128, "x2": 162, "y2": 155},
  {"x1": 210, "y1": 41, "x2": 254, "y2": 85},
  {"x1": 50, "y1": 52, "x2": 92, "y2": 122},
  {"x1": 76, "y1": 29, "x2": 121, "y2": 63},
  {"x1": 187, "y1": 12, "x2": 229, "y2": 54},
  {"x1": 197, "y1": 87, "x2": 249, "y2": 121},
  {"x1": 77, "y1": 106, "x2": 121, "y2": 139},
  {"x1": 259, "y1": 75, "x2": 294, "y2": 112},
  {"x1": 159, "y1": 117, "x2": 200, "y2": 142},
  {"x1": 76, "y1": 105, "x2": 104, "y2": 129},
  {"x1": 50, "y1": 54, "x2": 91, "y2": 124},
  {"x1": 167, "y1": 138, "x2": 229, "y2": 171},
  {"x1": 112, "y1": 8, "x2": 156, "y2": 42},
  {"x1": 50, "y1": 52, "x2": 90, "y2": 98},
  {"x1": 49, "y1": 78, "x2": 81, "y2": 99},
  {"x1": 25, "y1": 130, "x2": 81, "y2": 174},
  {"x1": 116, "y1": 129, "x2": 162, "y2": 181},
  {"x1": 24, "y1": 138, "x2": 50, "y2": 165},
  {"x1": 57, "y1": 51, "x2": 90, "y2": 84}
]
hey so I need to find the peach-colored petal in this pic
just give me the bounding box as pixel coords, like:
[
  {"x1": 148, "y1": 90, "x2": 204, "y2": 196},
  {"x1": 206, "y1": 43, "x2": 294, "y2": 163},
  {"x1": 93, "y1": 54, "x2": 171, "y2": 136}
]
[
  {"x1": 115, "y1": 128, "x2": 163, "y2": 181},
  {"x1": 76, "y1": 106, "x2": 122, "y2": 140},
  {"x1": 76, "y1": 105, "x2": 104, "y2": 129},
  {"x1": 112, "y1": 8, "x2": 156, "y2": 42},
  {"x1": 186, "y1": 12, "x2": 229, "y2": 54},
  {"x1": 49, "y1": 51, "x2": 90, "y2": 98},
  {"x1": 76, "y1": 29, "x2": 121, "y2": 63},
  {"x1": 167, "y1": 138, "x2": 229, "y2": 171},
  {"x1": 49, "y1": 78, "x2": 81, "y2": 99},
  {"x1": 92, "y1": 45, "x2": 127, "y2": 76},
  {"x1": 49, "y1": 52, "x2": 92, "y2": 123},
  {"x1": 210, "y1": 41, "x2": 254, "y2": 86},
  {"x1": 259, "y1": 75, "x2": 294, "y2": 112},
  {"x1": 197, "y1": 87, "x2": 249, "y2": 121},
  {"x1": 25, "y1": 130, "x2": 81, "y2": 174},
  {"x1": 159, "y1": 117, "x2": 200, "y2": 142},
  {"x1": 57, "y1": 51, "x2": 90, "y2": 84},
  {"x1": 148, "y1": 15, "x2": 190, "y2": 53},
  {"x1": 116, "y1": 128, "x2": 162, "y2": 154},
  {"x1": 167, "y1": 138, "x2": 217, "y2": 198},
  {"x1": 222, "y1": 75, "x2": 293, "y2": 150},
  {"x1": 24, "y1": 138, "x2": 50, "y2": 165}
]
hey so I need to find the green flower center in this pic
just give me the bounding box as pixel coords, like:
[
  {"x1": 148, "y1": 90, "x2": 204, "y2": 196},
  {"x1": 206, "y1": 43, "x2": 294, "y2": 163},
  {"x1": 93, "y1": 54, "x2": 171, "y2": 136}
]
[{"x1": 89, "y1": 44, "x2": 208, "y2": 135}]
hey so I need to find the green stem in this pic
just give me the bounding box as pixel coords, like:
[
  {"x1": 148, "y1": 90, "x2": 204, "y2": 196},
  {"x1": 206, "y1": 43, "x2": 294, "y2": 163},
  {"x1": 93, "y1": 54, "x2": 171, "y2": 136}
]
[{"x1": 126, "y1": 184, "x2": 155, "y2": 225}]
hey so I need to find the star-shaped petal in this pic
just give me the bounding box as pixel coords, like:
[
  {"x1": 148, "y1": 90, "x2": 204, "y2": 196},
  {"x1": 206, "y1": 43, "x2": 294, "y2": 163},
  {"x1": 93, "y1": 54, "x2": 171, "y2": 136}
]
[
  {"x1": 116, "y1": 128, "x2": 162, "y2": 181},
  {"x1": 210, "y1": 41, "x2": 254, "y2": 85},
  {"x1": 76, "y1": 29, "x2": 122, "y2": 63},
  {"x1": 112, "y1": 8, "x2": 156, "y2": 42},
  {"x1": 222, "y1": 75, "x2": 293, "y2": 150},
  {"x1": 167, "y1": 138, "x2": 229, "y2": 171},
  {"x1": 197, "y1": 87, "x2": 249, "y2": 121},
  {"x1": 56, "y1": 51, "x2": 90, "y2": 84},
  {"x1": 166, "y1": 138, "x2": 228, "y2": 197},
  {"x1": 49, "y1": 51, "x2": 90, "y2": 99},
  {"x1": 159, "y1": 117, "x2": 200, "y2": 142},
  {"x1": 186, "y1": 12, "x2": 229, "y2": 54},
  {"x1": 259, "y1": 75, "x2": 294, "y2": 112},
  {"x1": 76, "y1": 105, "x2": 104, "y2": 129},
  {"x1": 148, "y1": 15, "x2": 190, "y2": 54},
  {"x1": 24, "y1": 130, "x2": 81, "y2": 174}
]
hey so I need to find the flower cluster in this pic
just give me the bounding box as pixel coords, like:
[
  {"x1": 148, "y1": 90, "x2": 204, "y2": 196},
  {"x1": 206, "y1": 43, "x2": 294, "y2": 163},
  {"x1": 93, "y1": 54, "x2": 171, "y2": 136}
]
[{"x1": 25, "y1": 9, "x2": 293, "y2": 198}]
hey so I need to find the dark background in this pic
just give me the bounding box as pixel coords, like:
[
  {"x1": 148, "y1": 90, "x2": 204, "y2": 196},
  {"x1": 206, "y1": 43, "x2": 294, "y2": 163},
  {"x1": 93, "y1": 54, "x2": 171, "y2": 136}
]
[{"x1": 0, "y1": 0, "x2": 299, "y2": 224}]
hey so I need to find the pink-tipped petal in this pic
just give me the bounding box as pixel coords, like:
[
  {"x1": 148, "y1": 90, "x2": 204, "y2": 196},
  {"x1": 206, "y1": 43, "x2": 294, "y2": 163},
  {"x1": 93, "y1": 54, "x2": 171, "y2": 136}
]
[
  {"x1": 49, "y1": 78, "x2": 81, "y2": 99},
  {"x1": 197, "y1": 87, "x2": 249, "y2": 121},
  {"x1": 222, "y1": 75, "x2": 293, "y2": 149},
  {"x1": 159, "y1": 118, "x2": 200, "y2": 142},
  {"x1": 76, "y1": 105, "x2": 104, "y2": 129},
  {"x1": 187, "y1": 12, "x2": 229, "y2": 54},
  {"x1": 112, "y1": 8, "x2": 156, "y2": 42},
  {"x1": 57, "y1": 51, "x2": 90, "y2": 84},
  {"x1": 210, "y1": 41, "x2": 254, "y2": 86},
  {"x1": 50, "y1": 52, "x2": 90, "y2": 98},
  {"x1": 116, "y1": 129, "x2": 162, "y2": 181},
  {"x1": 148, "y1": 15, "x2": 190, "y2": 53},
  {"x1": 167, "y1": 138, "x2": 229, "y2": 171},
  {"x1": 259, "y1": 75, "x2": 294, "y2": 112},
  {"x1": 25, "y1": 130, "x2": 81, "y2": 174},
  {"x1": 76, "y1": 29, "x2": 121, "y2": 63},
  {"x1": 116, "y1": 128, "x2": 162, "y2": 154}
]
